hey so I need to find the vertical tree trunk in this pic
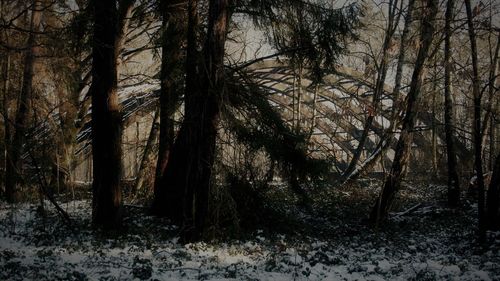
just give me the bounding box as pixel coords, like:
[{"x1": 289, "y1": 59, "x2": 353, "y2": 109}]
[
  {"x1": 133, "y1": 109, "x2": 159, "y2": 196},
  {"x1": 443, "y1": 0, "x2": 460, "y2": 207},
  {"x1": 1, "y1": 51, "x2": 10, "y2": 197},
  {"x1": 154, "y1": 0, "x2": 200, "y2": 222},
  {"x1": 431, "y1": 84, "x2": 438, "y2": 178},
  {"x1": 295, "y1": 65, "x2": 302, "y2": 132},
  {"x1": 115, "y1": 0, "x2": 135, "y2": 62},
  {"x1": 5, "y1": 0, "x2": 43, "y2": 203},
  {"x1": 90, "y1": 0, "x2": 123, "y2": 228},
  {"x1": 465, "y1": 0, "x2": 486, "y2": 240},
  {"x1": 481, "y1": 31, "x2": 500, "y2": 167},
  {"x1": 151, "y1": 0, "x2": 185, "y2": 215},
  {"x1": 487, "y1": 153, "x2": 500, "y2": 230},
  {"x1": 159, "y1": 0, "x2": 231, "y2": 242},
  {"x1": 185, "y1": 0, "x2": 230, "y2": 241},
  {"x1": 490, "y1": 112, "x2": 497, "y2": 170},
  {"x1": 370, "y1": 0, "x2": 438, "y2": 225}
]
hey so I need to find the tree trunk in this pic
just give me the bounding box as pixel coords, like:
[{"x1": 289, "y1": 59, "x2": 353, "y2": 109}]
[
  {"x1": 159, "y1": 0, "x2": 231, "y2": 242},
  {"x1": 487, "y1": 153, "x2": 500, "y2": 230},
  {"x1": 443, "y1": 0, "x2": 460, "y2": 207},
  {"x1": 151, "y1": 0, "x2": 185, "y2": 215},
  {"x1": 116, "y1": 0, "x2": 135, "y2": 63},
  {"x1": 90, "y1": 0, "x2": 123, "y2": 229},
  {"x1": 465, "y1": 0, "x2": 486, "y2": 240},
  {"x1": 481, "y1": 31, "x2": 500, "y2": 167},
  {"x1": 1, "y1": 51, "x2": 10, "y2": 198},
  {"x1": 133, "y1": 109, "x2": 160, "y2": 196},
  {"x1": 5, "y1": 0, "x2": 43, "y2": 203},
  {"x1": 370, "y1": 0, "x2": 438, "y2": 225}
]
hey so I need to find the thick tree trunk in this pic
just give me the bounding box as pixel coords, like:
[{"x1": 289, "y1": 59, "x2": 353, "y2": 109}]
[
  {"x1": 444, "y1": 0, "x2": 460, "y2": 207},
  {"x1": 5, "y1": 0, "x2": 43, "y2": 203},
  {"x1": 154, "y1": 0, "x2": 200, "y2": 222},
  {"x1": 159, "y1": 0, "x2": 231, "y2": 242},
  {"x1": 370, "y1": 0, "x2": 438, "y2": 225},
  {"x1": 90, "y1": 0, "x2": 123, "y2": 229},
  {"x1": 151, "y1": 0, "x2": 185, "y2": 215},
  {"x1": 187, "y1": 0, "x2": 230, "y2": 241},
  {"x1": 487, "y1": 153, "x2": 500, "y2": 230}
]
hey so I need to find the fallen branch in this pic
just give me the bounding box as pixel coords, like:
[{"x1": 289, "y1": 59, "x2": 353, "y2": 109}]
[{"x1": 393, "y1": 203, "x2": 422, "y2": 218}]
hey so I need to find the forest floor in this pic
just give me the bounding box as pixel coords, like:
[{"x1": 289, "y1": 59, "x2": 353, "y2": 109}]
[{"x1": 0, "y1": 181, "x2": 499, "y2": 281}]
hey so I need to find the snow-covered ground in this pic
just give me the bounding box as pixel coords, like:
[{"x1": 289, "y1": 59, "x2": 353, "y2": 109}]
[{"x1": 1, "y1": 189, "x2": 499, "y2": 281}]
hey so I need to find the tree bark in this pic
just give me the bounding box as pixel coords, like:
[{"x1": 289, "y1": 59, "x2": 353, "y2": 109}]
[
  {"x1": 370, "y1": 0, "x2": 438, "y2": 225},
  {"x1": 1, "y1": 51, "x2": 10, "y2": 198},
  {"x1": 159, "y1": 0, "x2": 231, "y2": 241},
  {"x1": 465, "y1": 0, "x2": 486, "y2": 240},
  {"x1": 487, "y1": 152, "x2": 500, "y2": 230},
  {"x1": 481, "y1": 31, "x2": 500, "y2": 167},
  {"x1": 90, "y1": 0, "x2": 123, "y2": 229},
  {"x1": 151, "y1": 0, "x2": 185, "y2": 215},
  {"x1": 133, "y1": 109, "x2": 159, "y2": 196},
  {"x1": 5, "y1": 0, "x2": 43, "y2": 203},
  {"x1": 443, "y1": 0, "x2": 460, "y2": 207}
]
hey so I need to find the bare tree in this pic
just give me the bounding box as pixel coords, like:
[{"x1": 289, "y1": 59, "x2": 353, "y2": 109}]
[
  {"x1": 5, "y1": 0, "x2": 43, "y2": 203},
  {"x1": 370, "y1": 0, "x2": 439, "y2": 225},
  {"x1": 342, "y1": 0, "x2": 402, "y2": 183},
  {"x1": 465, "y1": 0, "x2": 486, "y2": 240},
  {"x1": 444, "y1": 0, "x2": 460, "y2": 207},
  {"x1": 343, "y1": 0, "x2": 416, "y2": 182}
]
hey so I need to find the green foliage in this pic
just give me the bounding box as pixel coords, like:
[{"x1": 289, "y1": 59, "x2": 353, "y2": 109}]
[
  {"x1": 235, "y1": 0, "x2": 362, "y2": 81},
  {"x1": 65, "y1": 1, "x2": 92, "y2": 55},
  {"x1": 224, "y1": 72, "x2": 331, "y2": 186}
]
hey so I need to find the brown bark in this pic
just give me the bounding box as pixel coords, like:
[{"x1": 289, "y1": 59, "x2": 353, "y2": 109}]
[
  {"x1": 151, "y1": 0, "x2": 185, "y2": 215},
  {"x1": 116, "y1": 0, "x2": 135, "y2": 65},
  {"x1": 153, "y1": 0, "x2": 200, "y2": 221},
  {"x1": 90, "y1": 0, "x2": 123, "y2": 228},
  {"x1": 465, "y1": 0, "x2": 486, "y2": 240},
  {"x1": 5, "y1": 0, "x2": 43, "y2": 203},
  {"x1": 370, "y1": 0, "x2": 438, "y2": 225},
  {"x1": 160, "y1": 0, "x2": 231, "y2": 241},
  {"x1": 444, "y1": 0, "x2": 460, "y2": 207}
]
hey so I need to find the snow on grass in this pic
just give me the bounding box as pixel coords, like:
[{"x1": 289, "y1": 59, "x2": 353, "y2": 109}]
[{"x1": 0, "y1": 198, "x2": 499, "y2": 281}]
